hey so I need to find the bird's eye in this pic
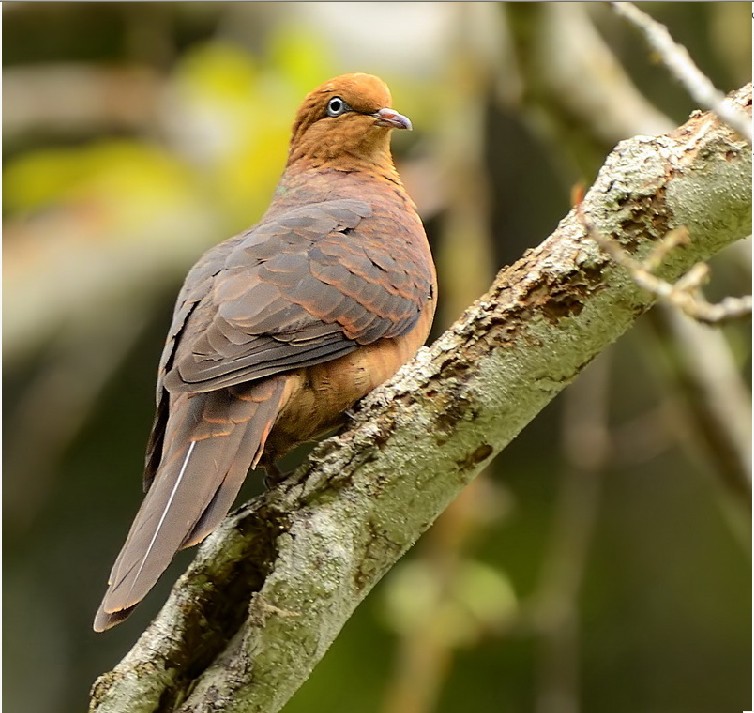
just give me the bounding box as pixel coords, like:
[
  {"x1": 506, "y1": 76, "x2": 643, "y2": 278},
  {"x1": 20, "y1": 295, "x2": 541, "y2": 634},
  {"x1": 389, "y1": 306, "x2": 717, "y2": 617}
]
[{"x1": 326, "y1": 97, "x2": 349, "y2": 118}]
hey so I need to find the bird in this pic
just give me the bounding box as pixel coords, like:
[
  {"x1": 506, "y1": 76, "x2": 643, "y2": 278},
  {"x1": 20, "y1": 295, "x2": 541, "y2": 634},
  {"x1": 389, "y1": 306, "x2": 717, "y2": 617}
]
[{"x1": 94, "y1": 73, "x2": 437, "y2": 632}]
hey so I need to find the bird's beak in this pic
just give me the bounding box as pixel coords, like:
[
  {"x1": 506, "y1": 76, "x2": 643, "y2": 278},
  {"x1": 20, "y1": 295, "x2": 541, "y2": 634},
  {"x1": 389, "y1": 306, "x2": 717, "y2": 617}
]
[{"x1": 373, "y1": 107, "x2": 413, "y2": 131}]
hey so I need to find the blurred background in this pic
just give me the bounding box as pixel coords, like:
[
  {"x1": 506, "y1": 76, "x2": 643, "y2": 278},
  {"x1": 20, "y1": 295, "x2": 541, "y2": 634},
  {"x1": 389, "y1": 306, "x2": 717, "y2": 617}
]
[{"x1": 3, "y1": 3, "x2": 751, "y2": 713}]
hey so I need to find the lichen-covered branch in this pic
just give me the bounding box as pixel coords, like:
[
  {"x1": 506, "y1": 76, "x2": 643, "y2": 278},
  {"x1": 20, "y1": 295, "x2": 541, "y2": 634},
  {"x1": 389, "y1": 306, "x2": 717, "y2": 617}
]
[
  {"x1": 89, "y1": 84, "x2": 752, "y2": 713},
  {"x1": 578, "y1": 209, "x2": 752, "y2": 325}
]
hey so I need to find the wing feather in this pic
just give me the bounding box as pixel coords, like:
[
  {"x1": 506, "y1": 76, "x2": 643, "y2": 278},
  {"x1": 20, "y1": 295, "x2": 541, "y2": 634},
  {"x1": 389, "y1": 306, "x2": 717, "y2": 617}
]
[{"x1": 160, "y1": 198, "x2": 431, "y2": 393}]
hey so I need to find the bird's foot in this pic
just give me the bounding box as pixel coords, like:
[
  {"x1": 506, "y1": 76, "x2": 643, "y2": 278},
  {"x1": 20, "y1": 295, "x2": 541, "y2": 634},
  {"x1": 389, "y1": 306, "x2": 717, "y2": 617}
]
[{"x1": 263, "y1": 462, "x2": 292, "y2": 488}]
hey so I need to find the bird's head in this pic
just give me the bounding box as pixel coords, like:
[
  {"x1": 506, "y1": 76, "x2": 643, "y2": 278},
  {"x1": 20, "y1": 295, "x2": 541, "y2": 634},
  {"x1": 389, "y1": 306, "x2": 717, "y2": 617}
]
[{"x1": 286, "y1": 73, "x2": 412, "y2": 169}]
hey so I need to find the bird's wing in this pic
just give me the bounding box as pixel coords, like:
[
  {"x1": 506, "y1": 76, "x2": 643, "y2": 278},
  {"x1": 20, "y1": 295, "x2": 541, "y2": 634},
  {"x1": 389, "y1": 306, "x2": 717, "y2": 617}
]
[{"x1": 161, "y1": 198, "x2": 431, "y2": 393}]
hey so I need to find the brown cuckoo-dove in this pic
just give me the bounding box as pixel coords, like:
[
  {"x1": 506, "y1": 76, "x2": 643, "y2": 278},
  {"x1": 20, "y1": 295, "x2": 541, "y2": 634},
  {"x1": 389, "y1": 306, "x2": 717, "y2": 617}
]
[{"x1": 94, "y1": 72, "x2": 437, "y2": 632}]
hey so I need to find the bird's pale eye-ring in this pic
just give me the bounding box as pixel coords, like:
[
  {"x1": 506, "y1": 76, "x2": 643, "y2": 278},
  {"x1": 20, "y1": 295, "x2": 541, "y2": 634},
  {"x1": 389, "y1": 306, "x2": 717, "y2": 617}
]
[{"x1": 326, "y1": 96, "x2": 350, "y2": 118}]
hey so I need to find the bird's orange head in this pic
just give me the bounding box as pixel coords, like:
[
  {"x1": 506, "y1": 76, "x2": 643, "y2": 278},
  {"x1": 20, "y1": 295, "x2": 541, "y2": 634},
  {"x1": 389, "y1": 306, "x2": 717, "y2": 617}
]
[{"x1": 286, "y1": 73, "x2": 411, "y2": 168}]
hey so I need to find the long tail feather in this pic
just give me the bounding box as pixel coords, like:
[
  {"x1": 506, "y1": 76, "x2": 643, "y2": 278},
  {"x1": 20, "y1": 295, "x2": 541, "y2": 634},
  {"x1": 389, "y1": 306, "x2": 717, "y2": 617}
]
[{"x1": 94, "y1": 378, "x2": 285, "y2": 632}]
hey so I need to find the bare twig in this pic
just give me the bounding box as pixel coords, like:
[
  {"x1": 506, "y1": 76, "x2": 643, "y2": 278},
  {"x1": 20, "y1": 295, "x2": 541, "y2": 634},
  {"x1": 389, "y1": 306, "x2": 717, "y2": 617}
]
[
  {"x1": 611, "y1": 2, "x2": 752, "y2": 143},
  {"x1": 575, "y1": 190, "x2": 751, "y2": 514},
  {"x1": 575, "y1": 195, "x2": 753, "y2": 325}
]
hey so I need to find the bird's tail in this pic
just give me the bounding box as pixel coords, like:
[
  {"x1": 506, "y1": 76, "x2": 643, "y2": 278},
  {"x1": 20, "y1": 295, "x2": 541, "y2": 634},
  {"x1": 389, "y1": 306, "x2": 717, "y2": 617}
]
[{"x1": 93, "y1": 378, "x2": 286, "y2": 632}]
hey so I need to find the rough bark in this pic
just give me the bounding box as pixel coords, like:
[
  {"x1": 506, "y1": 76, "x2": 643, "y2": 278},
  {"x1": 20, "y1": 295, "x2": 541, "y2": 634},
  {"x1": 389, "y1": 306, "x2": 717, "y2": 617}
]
[{"x1": 90, "y1": 84, "x2": 752, "y2": 713}]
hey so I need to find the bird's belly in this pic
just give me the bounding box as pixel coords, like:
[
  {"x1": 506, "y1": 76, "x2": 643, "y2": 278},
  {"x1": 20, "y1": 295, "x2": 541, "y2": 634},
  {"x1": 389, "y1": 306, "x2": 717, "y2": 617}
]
[{"x1": 265, "y1": 305, "x2": 434, "y2": 461}]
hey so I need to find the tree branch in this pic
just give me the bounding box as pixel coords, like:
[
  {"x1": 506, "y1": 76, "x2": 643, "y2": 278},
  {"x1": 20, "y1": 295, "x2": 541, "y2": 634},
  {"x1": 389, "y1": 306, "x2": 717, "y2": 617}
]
[
  {"x1": 578, "y1": 215, "x2": 752, "y2": 325},
  {"x1": 90, "y1": 84, "x2": 752, "y2": 713}
]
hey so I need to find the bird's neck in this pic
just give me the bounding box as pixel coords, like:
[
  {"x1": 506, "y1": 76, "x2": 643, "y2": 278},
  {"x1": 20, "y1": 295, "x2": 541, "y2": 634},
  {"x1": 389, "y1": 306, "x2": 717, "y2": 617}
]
[{"x1": 266, "y1": 159, "x2": 413, "y2": 217}]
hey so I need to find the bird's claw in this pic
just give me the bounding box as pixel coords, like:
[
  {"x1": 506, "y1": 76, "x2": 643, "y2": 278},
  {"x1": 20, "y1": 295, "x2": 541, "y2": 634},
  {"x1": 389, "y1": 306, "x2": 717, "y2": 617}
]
[{"x1": 263, "y1": 463, "x2": 291, "y2": 488}]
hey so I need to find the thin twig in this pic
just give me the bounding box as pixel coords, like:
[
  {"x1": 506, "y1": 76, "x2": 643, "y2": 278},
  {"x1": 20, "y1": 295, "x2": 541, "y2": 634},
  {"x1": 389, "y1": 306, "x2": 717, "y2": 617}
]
[
  {"x1": 611, "y1": 2, "x2": 752, "y2": 142},
  {"x1": 574, "y1": 191, "x2": 752, "y2": 325}
]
